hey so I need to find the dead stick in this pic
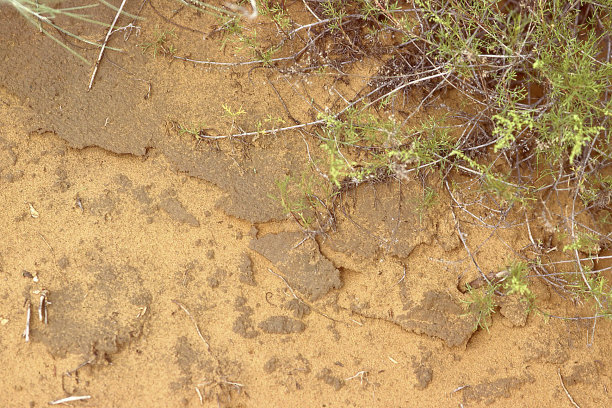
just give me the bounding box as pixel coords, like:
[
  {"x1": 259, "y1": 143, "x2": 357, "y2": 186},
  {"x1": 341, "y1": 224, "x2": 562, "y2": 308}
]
[
  {"x1": 445, "y1": 180, "x2": 488, "y2": 282},
  {"x1": 39, "y1": 289, "x2": 49, "y2": 324},
  {"x1": 88, "y1": 0, "x2": 127, "y2": 90},
  {"x1": 172, "y1": 300, "x2": 211, "y2": 352},
  {"x1": 195, "y1": 386, "x2": 203, "y2": 404},
  {"x1": 49, "y1": 395, "x2": 91, "y2": 405},
  {"x1": 23, "y1": 299, "x2": 31, "y2": 343},
  {"x1": 558, "y1": 369, "x2": 580, "y2": 408}
]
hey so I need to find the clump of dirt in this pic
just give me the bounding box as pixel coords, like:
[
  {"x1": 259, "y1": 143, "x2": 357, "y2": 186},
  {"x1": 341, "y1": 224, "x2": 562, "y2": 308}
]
[
  {"x1": 250, "y1": 231, "x2": 342, "y2": 301},
  {"x1": 238, "y1": 252, "x2": 256, "y2": 286},
  {"x1": 159, "y1": 132, "x2": 305, "y2": 223},
  {"x1": 317, "y1": 368, "x2": 345, "y2": 391},
  {"x1": 158, "y1": 191, "x2": 200, "y2": 227},
  {"x1": 411, "y1": 350, "x2": 434, "y2": 390},
  {"x1": 498, "y1": 295, "x2": 530, "y2": 327},
  {"x1": 461, "y1": 372, "x2": 535, "y2": 405},
  {"x1": 36, "y1": 255, "x2": 151, "y2": 362},
  {"x1": 283, "y1": 298, "x2": 311, "y2": 318},
  {"x1": 397, "y1": 290, "x2": 476, "y2": 347},
  {"x1": 232, "y1": 296, "x2": 259, "y2": 339},
  {"x1": 258, "y1": 315, "x2": 306, "y2": 334},
  {"x1": 329, "y1": 180, "x2": 459, "y2": 259}
]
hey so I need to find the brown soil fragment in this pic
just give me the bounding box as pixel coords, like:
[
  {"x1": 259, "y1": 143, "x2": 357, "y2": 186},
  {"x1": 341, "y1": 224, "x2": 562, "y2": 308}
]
[
  {"x1": 562, "y1": 361, "x2": 604, "y2": 387},
  {"x1": 317, "y1": 368, "x2": 345, "y2": 391},
  {"x1": 0, "y1": 14, "x2": 156, "y2": 156},
  {"x1": 238, "y1": 253, "x2": 256, "y2": 286},
  {"x1": 412, "y1": 350, "x2": 433, "y2": 390},
  {"x1": 396, "y1": 291, "x2": 476, "y2": 347},
  {"x1": 36, "y1": 259, "x2": 150, "y2": 362},
  {"x1": 207, "y1": 268, "x2": 227, "y2": 289},
  {"x1": 523, "y1": 333, "x2": 570, "y2": 365},
  {"x1": 498, "y1": 295, "x2": 529, "y2": 327},
  {"x1": 461, "y1": 372, "x2": 535, "y2": 405},
  {"x1": 0, "y1": 136, "x2": 18, "y2": 168},
  {"x1": 232, "y1": 296, "x2": 259, "y2": 339},
  {"x1": 258, "y1": 316, "x2": 306, "y2": 334},
  {"x1": 413, "y1": 364, "x2": 434, "y2": 390},
  {"x1": 329, "y1": 180, "x2": 459, "y2": 259},
  {"x1": 283, "y1": 298, "x2": 311, "y2": 318},
  {"x1": 175, "y1": 335, "x2": 215, "y2": 380},
  {"x1": 158, "y1": 196, "x2": 200, "y2": 227},
  {"x1": 158, "y1": 126, "x2": 304, "y2": 224},
  {"x1": 249, "y1": 232, "x2": 342, "y2": 301},
  {"x1": 263, "y1": 356, "x2": 279, "y2": 374}
]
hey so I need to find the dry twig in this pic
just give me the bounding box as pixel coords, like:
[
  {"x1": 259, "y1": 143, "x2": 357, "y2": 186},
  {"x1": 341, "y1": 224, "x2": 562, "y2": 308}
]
[
  {"x1": 172, "y1": 300, "x2": 211, "y2": 352},
  {"x1": 445, "y1": 181, "x2": 487, "y2": 281},
  {"x1": 88, "y1": 0, "x2": 127, "y2": 90},
  {"x1": 38, "y1": 289, "x2": 49, "y2": 324},
  {"x1": 23, "y1": 299, "x2": 31, "y2": 343},
  {"x1": 558, "y1": 369, "x2": 581, "y2": 408},
  {"x1": 49, "y1": 395, "x2": 91, "y2": 405}
]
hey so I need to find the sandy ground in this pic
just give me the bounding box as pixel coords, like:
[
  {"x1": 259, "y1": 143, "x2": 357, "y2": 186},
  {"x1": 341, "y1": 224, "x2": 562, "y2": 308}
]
[{"x1": 0, "y1": 1, "x2": 611, "y2": 407}]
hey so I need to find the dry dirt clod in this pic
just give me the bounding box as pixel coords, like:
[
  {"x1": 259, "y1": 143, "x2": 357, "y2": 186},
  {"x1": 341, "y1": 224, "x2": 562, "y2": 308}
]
[
  {"x1": 250, "y1": 232, "x2": 342, "y2": 301},
  {"x1": 258, "y1": 316, "x2": 306, "y2": 334}
]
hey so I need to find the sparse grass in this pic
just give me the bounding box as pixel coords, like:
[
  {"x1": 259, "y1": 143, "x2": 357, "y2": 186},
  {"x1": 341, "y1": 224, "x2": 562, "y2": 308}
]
[
  {"x1": 215, "y1": 14, "x2": 279, "y2": 65},
  {"x1": 415, "y1": 187, "x2": 438, "y2": 225},
  {"x1": 176, "y1": 0, "x2": 241, "y2": 18},
  {"x1": 271, "y1": 173, "x2": 334, "y2": 232},
  {"x1": 569, "y1": 271, "x2": 612, "y2": 316},
  {"x1": 503, "y1": 260, "x2": 532, "y2": 300},
  {"x1": 256, "y1": 0, "x2": 291, "y2": 30},
  {"x1": 177, "y1": 122, "x2": 203, "y2": 138},
  {"x1": 140, "y1": 28, "x2": 177, "y2": 57},
  {"x1": 563, "y1": 231, "x2": 601, "y2": 255},
  {"x1": 166, "y1": 0, "x2": 610, "y2": 323},
  {"x1": 462, "y1": 283, "x2": 498, "y2": 332},
  {"x1": 462, "y1": 259, "x2": 536, "y2": 332},
  {"x1": 221, "y1": 103, "x2": 246, "y2": 134},
  {"x1": 300, "y1": 0, "x2": 610, "y2": 321},
  {"x1": 176, "y1": 121, "x2": 213, "y2": 148},
  {"x1": 3, "y1": 0, "x2": 133, "y2": 62}
]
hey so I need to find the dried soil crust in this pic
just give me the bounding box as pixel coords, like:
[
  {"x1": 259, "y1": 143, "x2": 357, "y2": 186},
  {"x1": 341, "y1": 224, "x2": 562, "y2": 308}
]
[
  {"x1": 159, "y1": 132, "x2": 304, "y2": 223},
  {"x1": 250, "y1": 231, "x2": 342, "y2": 301},
  {"x1": 328, "y1": 180, "x2": 460, "y2": 259},
  {"x1": 0, "y1": 3, "x2": 611, "y2": 408},
  {"x1": 0, "y1": 4, "x2": 310, "y2": 224}
]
